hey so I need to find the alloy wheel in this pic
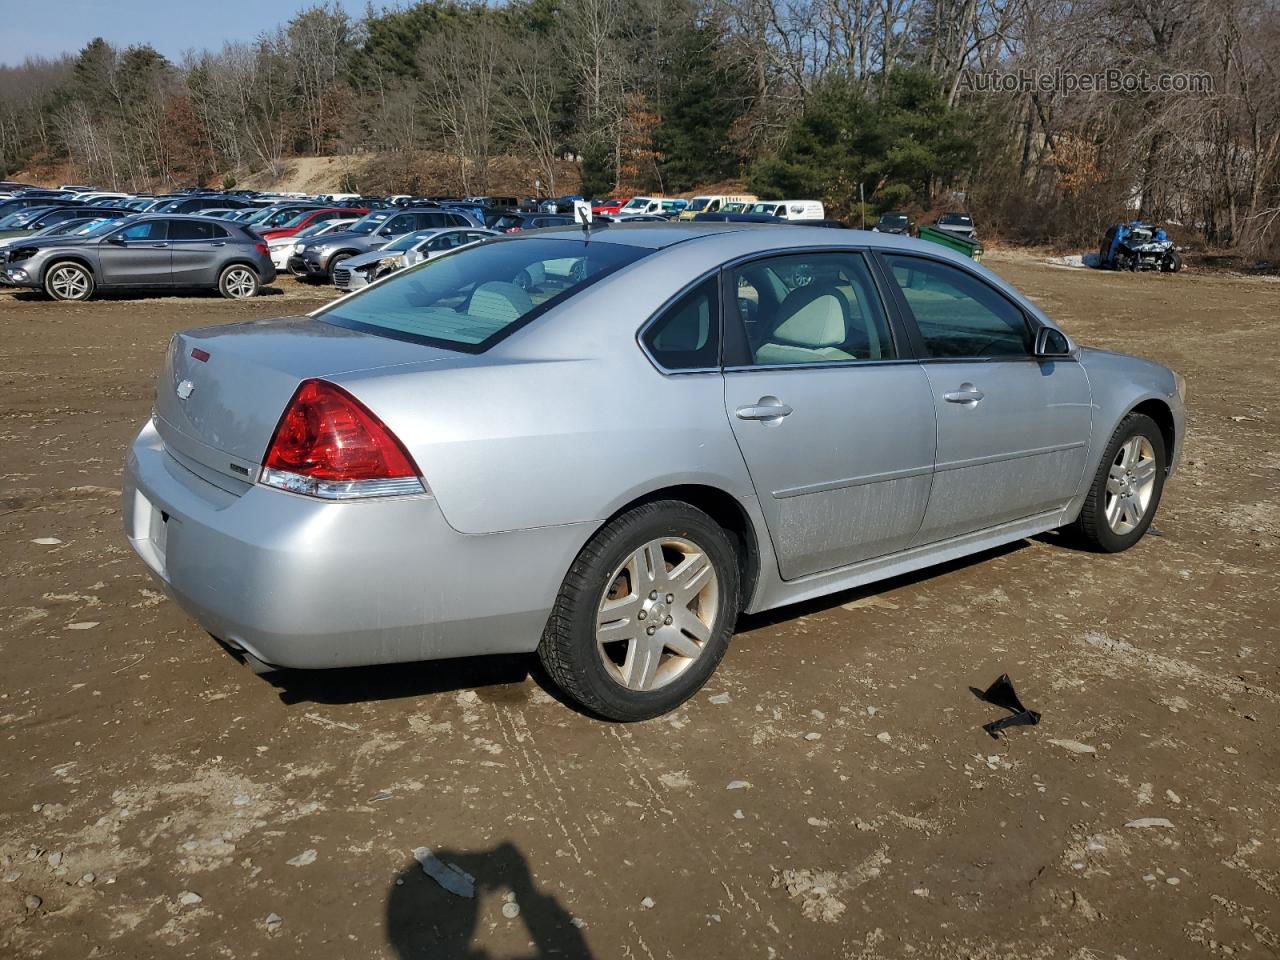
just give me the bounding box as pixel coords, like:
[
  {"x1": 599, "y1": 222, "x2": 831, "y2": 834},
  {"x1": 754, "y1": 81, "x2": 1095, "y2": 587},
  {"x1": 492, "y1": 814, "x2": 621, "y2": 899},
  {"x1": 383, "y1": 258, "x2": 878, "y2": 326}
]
[
  {"x1": 224, "y1": 268, "x2": 257, "y2": 298},
  {"x1": 49, "y1": 266, "x2": 90, "y2": 300},
  {"x1": 595, "y1": 537, "x2": 719, "y2": 692},
  {"x1": 1105, "y1": 435, "x2": 1157, "y2": 535}
]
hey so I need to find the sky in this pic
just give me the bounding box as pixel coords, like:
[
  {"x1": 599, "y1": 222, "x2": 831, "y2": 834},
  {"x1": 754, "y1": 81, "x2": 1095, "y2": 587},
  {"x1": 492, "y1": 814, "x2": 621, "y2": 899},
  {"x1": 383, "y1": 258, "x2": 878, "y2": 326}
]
[{"x1": 0, "y1": 0, "x2": 381, "y2": 67}]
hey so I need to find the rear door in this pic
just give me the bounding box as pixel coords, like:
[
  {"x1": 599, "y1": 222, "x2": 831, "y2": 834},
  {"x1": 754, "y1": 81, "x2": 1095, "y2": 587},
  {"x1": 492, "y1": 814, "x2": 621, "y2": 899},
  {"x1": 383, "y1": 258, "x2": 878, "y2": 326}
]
[
  {"x1": 877, "y1": 252, "x2": 1092, "y2": 544},
  {"x1": 720, "y1": 250, "x2": 936, "y2": 579},
  {"x1": 98, "y1": 219, "x2": 172, "y2": 286},
  {"x1": 169, "y1": 220, "x2": 228, "y2": 285}
]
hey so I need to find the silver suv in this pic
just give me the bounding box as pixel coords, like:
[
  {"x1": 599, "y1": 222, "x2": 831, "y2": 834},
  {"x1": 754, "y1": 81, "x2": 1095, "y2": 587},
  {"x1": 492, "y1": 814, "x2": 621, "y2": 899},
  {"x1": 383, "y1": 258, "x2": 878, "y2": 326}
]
[
  {"x1": 288, "y1": 208, "x2": 477, "y2": 281},
  {"x1": 0, "y1": 215, "x2": 276, "y2": 301}
]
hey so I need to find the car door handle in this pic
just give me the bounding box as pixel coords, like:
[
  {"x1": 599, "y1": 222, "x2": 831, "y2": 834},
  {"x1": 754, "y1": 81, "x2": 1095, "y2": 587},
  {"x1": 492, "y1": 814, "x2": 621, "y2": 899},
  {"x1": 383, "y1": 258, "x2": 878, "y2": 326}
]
[
  {"x1": 943, "y1": 384, "x2": 984, "y2": 404},
  {"x1": 211, "y1": 241, "x2": 225, "y2": 247},
  {"x1": 736, "y1": 398, "x2": 793, "y2": 421},
  {"x1": 150, "y1": 242, "x2": 169, "y2": 248}
]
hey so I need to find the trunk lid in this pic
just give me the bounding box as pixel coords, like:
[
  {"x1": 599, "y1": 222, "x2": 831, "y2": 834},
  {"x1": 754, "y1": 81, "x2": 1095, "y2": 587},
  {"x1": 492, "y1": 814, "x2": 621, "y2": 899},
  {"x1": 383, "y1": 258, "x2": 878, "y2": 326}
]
[{"x1": 153, "y1": 315, "x2": 461, "y2": 484}]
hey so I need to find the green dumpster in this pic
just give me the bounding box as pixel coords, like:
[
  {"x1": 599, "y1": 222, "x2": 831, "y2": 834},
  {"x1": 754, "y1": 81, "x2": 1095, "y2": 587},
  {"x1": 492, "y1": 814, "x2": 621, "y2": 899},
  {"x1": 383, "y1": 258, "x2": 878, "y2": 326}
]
[{"x1": 918, "y1": 225, "x2": 984, "y2": 262}]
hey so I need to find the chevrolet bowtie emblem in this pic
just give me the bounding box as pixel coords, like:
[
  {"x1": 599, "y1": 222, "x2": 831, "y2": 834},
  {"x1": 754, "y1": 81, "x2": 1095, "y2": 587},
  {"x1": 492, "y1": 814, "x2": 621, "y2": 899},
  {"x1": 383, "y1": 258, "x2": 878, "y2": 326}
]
[{"x1": 176, "y1": 379, "x2": 195, "y2": 400}]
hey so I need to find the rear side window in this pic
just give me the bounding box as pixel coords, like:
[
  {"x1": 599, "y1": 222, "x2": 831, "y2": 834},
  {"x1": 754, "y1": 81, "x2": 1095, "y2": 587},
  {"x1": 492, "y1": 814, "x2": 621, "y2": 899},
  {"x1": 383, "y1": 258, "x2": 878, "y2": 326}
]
[
  {"x1": 170, "y1": 220, "x2": 227, "y2": 241},
  {"x1": 884, "y1": 255, "x2": 1031, "y2": 358},
  {"x1": 642, "y1": 277, "x2": 720, "y2": 371},
  {"x1": 317, "y1": 237, "x2": 649, "y2": 352},
  {"x1": 446, "y1": 213, "x2": 470, "y2": 227}
]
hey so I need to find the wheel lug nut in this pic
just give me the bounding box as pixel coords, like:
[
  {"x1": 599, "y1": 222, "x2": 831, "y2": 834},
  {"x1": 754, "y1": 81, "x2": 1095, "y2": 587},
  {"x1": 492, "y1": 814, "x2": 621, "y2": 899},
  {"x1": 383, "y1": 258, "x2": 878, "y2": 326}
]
[
  {"x1": 646, "y1": 625, "x2": 656, "y2": 635},
  {"x1": 638, "y1": 610, "x2": 646, "y2": 620},
  {"x1": 664, "y1": 616, "x2": 673, "y2": 625},
  {"x1": 649, "y1": 591, "x2": 658, "y2": 600},
  {"x1": 665, "y1": 594, "x2": 674, "y2": 604}
]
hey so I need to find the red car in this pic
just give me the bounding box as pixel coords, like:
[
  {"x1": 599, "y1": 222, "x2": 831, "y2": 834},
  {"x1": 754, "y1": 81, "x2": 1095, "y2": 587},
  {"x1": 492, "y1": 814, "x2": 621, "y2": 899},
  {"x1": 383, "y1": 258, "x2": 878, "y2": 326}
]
[
  {"x1": 591, "y1": 197, "x2": 630, "y2": 215},
  {"x1": 258, "y1": 207, "x2": 368, "y2": 242}
]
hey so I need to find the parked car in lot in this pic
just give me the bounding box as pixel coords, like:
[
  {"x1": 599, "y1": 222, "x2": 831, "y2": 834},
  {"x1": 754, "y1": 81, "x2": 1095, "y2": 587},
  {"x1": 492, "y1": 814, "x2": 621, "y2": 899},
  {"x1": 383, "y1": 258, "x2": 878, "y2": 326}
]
[
  {"x1": 0, "y1": 215, "x2": 125, "y2": 252},
  {"x1": 153, "y1": 195, "x2": 255, "y2": 214},
  {"x1": 122, "y1": 224, "x2": 1184, "y2": 719},
  {"x1": 0, "y1": 197, "x2": 80, "y2": 219},
  {"x1": 678, "y1": 194, "x2": 757, "y2": 220},
  {"x1": 332, "y1": 227, "x2": 499, "y2": 292},
  {"x1": 592, "y1": 197, "x2": 630, "y2": 215},
  {"x1": 933, "y1": 212, "x2": 977, "y2": 240},
  {"x1": 257, "y1": 207, "x2": 368, "y2": 243},
  {"x1": 747, "y1": 199, "x2": 826, "y2": 220},
  {"x1": 0, "y1": 204, "x2": 125, "y2": 240},
  {"x1": 1, "y1": 215, "x2": 275, "y2": 301},
  {"x1": 873, "y1": 211, "x2": 913, "y2": 235},
  {"x1": 493, "y1": 212, "x2": 577, "y2": 233},
  {"x1": 289, "y1": 208, "x2": 476, "y2": 281},
  {"x1": 617, "y1": 196, "x2": 667, "y2": 216},
  {"x1": 267, "y1": 218, "x2": 357, "y2": 271}
]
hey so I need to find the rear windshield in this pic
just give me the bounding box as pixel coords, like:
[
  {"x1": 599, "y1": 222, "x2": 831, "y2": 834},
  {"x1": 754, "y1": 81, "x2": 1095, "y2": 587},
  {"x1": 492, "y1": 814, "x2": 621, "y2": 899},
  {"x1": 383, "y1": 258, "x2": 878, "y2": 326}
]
[
  {"x1": 880, "y1": 214, "x2": 908, "y2": 226},
  {"x1": 939, "y1": 214, "x2": 972, "y2": 226},
  {"x1": 316, "y1": 237, "x2": 649, "y2": 352}
]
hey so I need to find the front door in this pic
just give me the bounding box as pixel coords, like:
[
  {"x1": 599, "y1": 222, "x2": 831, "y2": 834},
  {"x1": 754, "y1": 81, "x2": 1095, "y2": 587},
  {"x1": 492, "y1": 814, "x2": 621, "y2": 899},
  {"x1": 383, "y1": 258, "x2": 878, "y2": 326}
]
[
  {"x1": 721, "y1": 251, "x2": 937, "y2": 580},
  {"x1": 878, "y1": 253, "x2": 1092, "y2": 544},
  {"x1": 98, "y1": 219, "x2": 171, "y2": 286}
]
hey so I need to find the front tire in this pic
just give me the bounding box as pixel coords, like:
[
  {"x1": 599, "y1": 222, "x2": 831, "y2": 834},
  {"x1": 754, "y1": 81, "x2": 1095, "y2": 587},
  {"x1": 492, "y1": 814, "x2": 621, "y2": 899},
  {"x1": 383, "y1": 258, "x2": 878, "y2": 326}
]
[
  {"x1": 1070, "y1": 413, "x2": 1167, "y2": 552},
  {"x1": 218, "y1": 265, "x2": 259, "y2": 299},
  {"x1": 327, "y1": 254, "x2": 352, "y2": 285},
  {"x1": 538, "y1": 501, "x2": 740, "y2": 721},
  {"x1": 44, "y1": 262, "x2": 95, "y2": 301}
]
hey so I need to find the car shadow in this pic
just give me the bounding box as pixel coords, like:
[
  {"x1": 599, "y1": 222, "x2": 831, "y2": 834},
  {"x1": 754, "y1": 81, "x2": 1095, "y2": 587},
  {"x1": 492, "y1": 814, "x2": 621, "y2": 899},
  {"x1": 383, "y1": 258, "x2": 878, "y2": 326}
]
[
  {"x1": 8, "y1": 286, "x2": 286, "y2": 302},
  {"x1": 264, "y1": 652, "x2": 537, "y2": 707},
  {"x1": 266, "y1": 538, "x2": 1044, "y2": 712},
  {"x1": 385, "y1": 843, "x2": 593, "y2": 960},
  {"x1": 735, "y1": 537, "x2": 1031, "y2": 632}
]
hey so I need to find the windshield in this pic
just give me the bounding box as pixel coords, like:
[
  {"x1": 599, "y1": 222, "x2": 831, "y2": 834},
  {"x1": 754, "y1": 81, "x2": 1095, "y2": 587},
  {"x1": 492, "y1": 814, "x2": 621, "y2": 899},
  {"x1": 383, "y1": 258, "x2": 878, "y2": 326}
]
[
  {"x1": 880, "y1": 214, "x2": 908, "y2": 226},
  {"x1": 382, "y1": 231, "x2": 431, "y2": 253},
  {"x1": 275, "y1": 210, "x2": 319, "y2": 228},
  {"x1": 317, "y1": 237, "x2": 649, "y2": 352},
  {"x1": 242, "y1": 207, "x2": 282, "y2": 225},
  {"x1": 939, "y1": 214, "x2": 972, "y2": 226},
  {"x1": 259, "y1": 208, "x2": 309, "y2": 228},
  {"x1": 296, "y1": 221, "x2": 340, "y2": 238},
  {"x1": 621, "y1": 198, "x2": 649, "y2": 210},
  {"x1": 37, "y1": 218, "x2": 93, "y2": 237},
  {"x1": 74, "y1": 217, "x2": 123, "y2": 235},
  {"x1": 748, "y1": 203, "x2": 780, "y2": 215},
  {"x1": 347, "y1": 211, "x2": 392, "y2": 234},
  {"x1": 686, "y1": 198, "x2": 712, "y2": 212}
]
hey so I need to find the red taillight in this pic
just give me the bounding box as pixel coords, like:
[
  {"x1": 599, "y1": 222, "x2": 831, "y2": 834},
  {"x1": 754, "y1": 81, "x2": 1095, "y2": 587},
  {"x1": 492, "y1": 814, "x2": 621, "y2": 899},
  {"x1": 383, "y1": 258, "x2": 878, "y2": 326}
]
[
  {"x1": 504, "y1": 226, "x2": 521, "y2": 233},
  {"x1": 255, "y1": 241, "x2": 269, "y2": 256},
  {"x1": 261, "y1": 380, "x2": 423, "y2": 499}
]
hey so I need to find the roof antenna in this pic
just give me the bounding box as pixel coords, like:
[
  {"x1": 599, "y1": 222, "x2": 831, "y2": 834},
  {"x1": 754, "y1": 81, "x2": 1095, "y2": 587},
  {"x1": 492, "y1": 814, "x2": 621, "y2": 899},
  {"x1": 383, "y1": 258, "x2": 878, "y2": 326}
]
[{"x1": 574, "y1": 199, "x2": 593, "y2": 238}]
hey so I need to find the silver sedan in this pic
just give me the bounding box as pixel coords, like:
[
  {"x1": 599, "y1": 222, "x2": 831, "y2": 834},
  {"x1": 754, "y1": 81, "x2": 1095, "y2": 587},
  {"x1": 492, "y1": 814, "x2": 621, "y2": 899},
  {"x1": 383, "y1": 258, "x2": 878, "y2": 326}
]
[{"x1": 123, "y1": 224, "x2": 1184, "y2": 720}]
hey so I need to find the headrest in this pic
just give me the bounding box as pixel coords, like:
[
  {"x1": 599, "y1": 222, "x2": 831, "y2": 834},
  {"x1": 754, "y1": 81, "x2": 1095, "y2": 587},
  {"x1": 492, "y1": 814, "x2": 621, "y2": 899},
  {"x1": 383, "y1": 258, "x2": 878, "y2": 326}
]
[
  {"x1": 468, "y1": 281, "x2": 533, "y2": 323},
  {"x1": 771, "y1": 284, "x2": 848, "y2": 347}
]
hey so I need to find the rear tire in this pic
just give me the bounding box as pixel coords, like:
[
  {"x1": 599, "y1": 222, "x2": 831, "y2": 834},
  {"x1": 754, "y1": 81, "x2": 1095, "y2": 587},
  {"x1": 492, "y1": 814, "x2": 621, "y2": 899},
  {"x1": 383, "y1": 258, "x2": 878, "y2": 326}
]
[
  {"x1": 44, "y1": 262, "x2": 94, "y2": 301},
  {"x1": 218, "y1": 265, "x2": 259, "y2": 299},
  {"x1": 538, "y1": 501, "x2": 740, "y2": 721},
  {"x1": 1070, "y1": 413, "x2": 1167, "y2": 552},
  {"x1": 1162, "y1": 251, "x2": 1182, "y2": 273}
]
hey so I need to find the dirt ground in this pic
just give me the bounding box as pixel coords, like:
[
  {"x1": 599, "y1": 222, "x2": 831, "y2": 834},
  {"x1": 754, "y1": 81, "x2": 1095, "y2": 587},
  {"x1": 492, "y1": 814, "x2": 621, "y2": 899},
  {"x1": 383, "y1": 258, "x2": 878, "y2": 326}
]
[{"x1": 0, "y1": 257, "x2": 1277, "y2": 960}]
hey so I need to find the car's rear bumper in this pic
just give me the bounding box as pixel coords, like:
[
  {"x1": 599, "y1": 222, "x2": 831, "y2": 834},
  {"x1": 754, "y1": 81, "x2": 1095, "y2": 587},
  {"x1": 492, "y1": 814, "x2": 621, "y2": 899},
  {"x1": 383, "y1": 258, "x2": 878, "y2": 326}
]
[{"x1": 122, "y1": 418, "x2": 591, "y2": 670}]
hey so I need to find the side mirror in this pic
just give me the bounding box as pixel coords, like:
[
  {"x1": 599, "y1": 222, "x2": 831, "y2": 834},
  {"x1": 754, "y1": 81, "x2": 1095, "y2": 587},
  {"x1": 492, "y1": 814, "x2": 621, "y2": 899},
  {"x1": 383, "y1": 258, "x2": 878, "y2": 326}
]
[
  {"x1": 105, "y1": 233, "x2": 125, "y2": 245},
  {"x1": 1034, "y1": 326, "x2": 1072, "y2": 357}
]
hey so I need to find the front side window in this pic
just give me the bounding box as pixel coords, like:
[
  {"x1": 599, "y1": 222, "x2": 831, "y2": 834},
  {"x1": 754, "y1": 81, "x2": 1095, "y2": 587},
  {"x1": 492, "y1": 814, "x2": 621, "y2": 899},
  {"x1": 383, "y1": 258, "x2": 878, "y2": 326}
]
[
  {"x1": 118, "y1": 220, "x2": 167, "y2": 242},
  {"x1": 884, "y1": 255, "x2": 1031, "y2": 358},
  {"x1": 317, "y1": 237, "x2": 649, "y2": 352},
  {"x1": 642, "y1": 277, "x2": 720, "y2": 371},
  {"x1": 730, "y1": 252, "x2": 895, "y2": 365}
]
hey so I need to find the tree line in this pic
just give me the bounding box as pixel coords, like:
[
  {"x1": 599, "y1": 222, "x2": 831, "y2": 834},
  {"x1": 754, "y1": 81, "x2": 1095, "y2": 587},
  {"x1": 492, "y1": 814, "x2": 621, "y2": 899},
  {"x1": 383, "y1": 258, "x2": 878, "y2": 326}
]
[{"x1": 0, "y1": 0, "x2": 1277, "y2": 255}]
